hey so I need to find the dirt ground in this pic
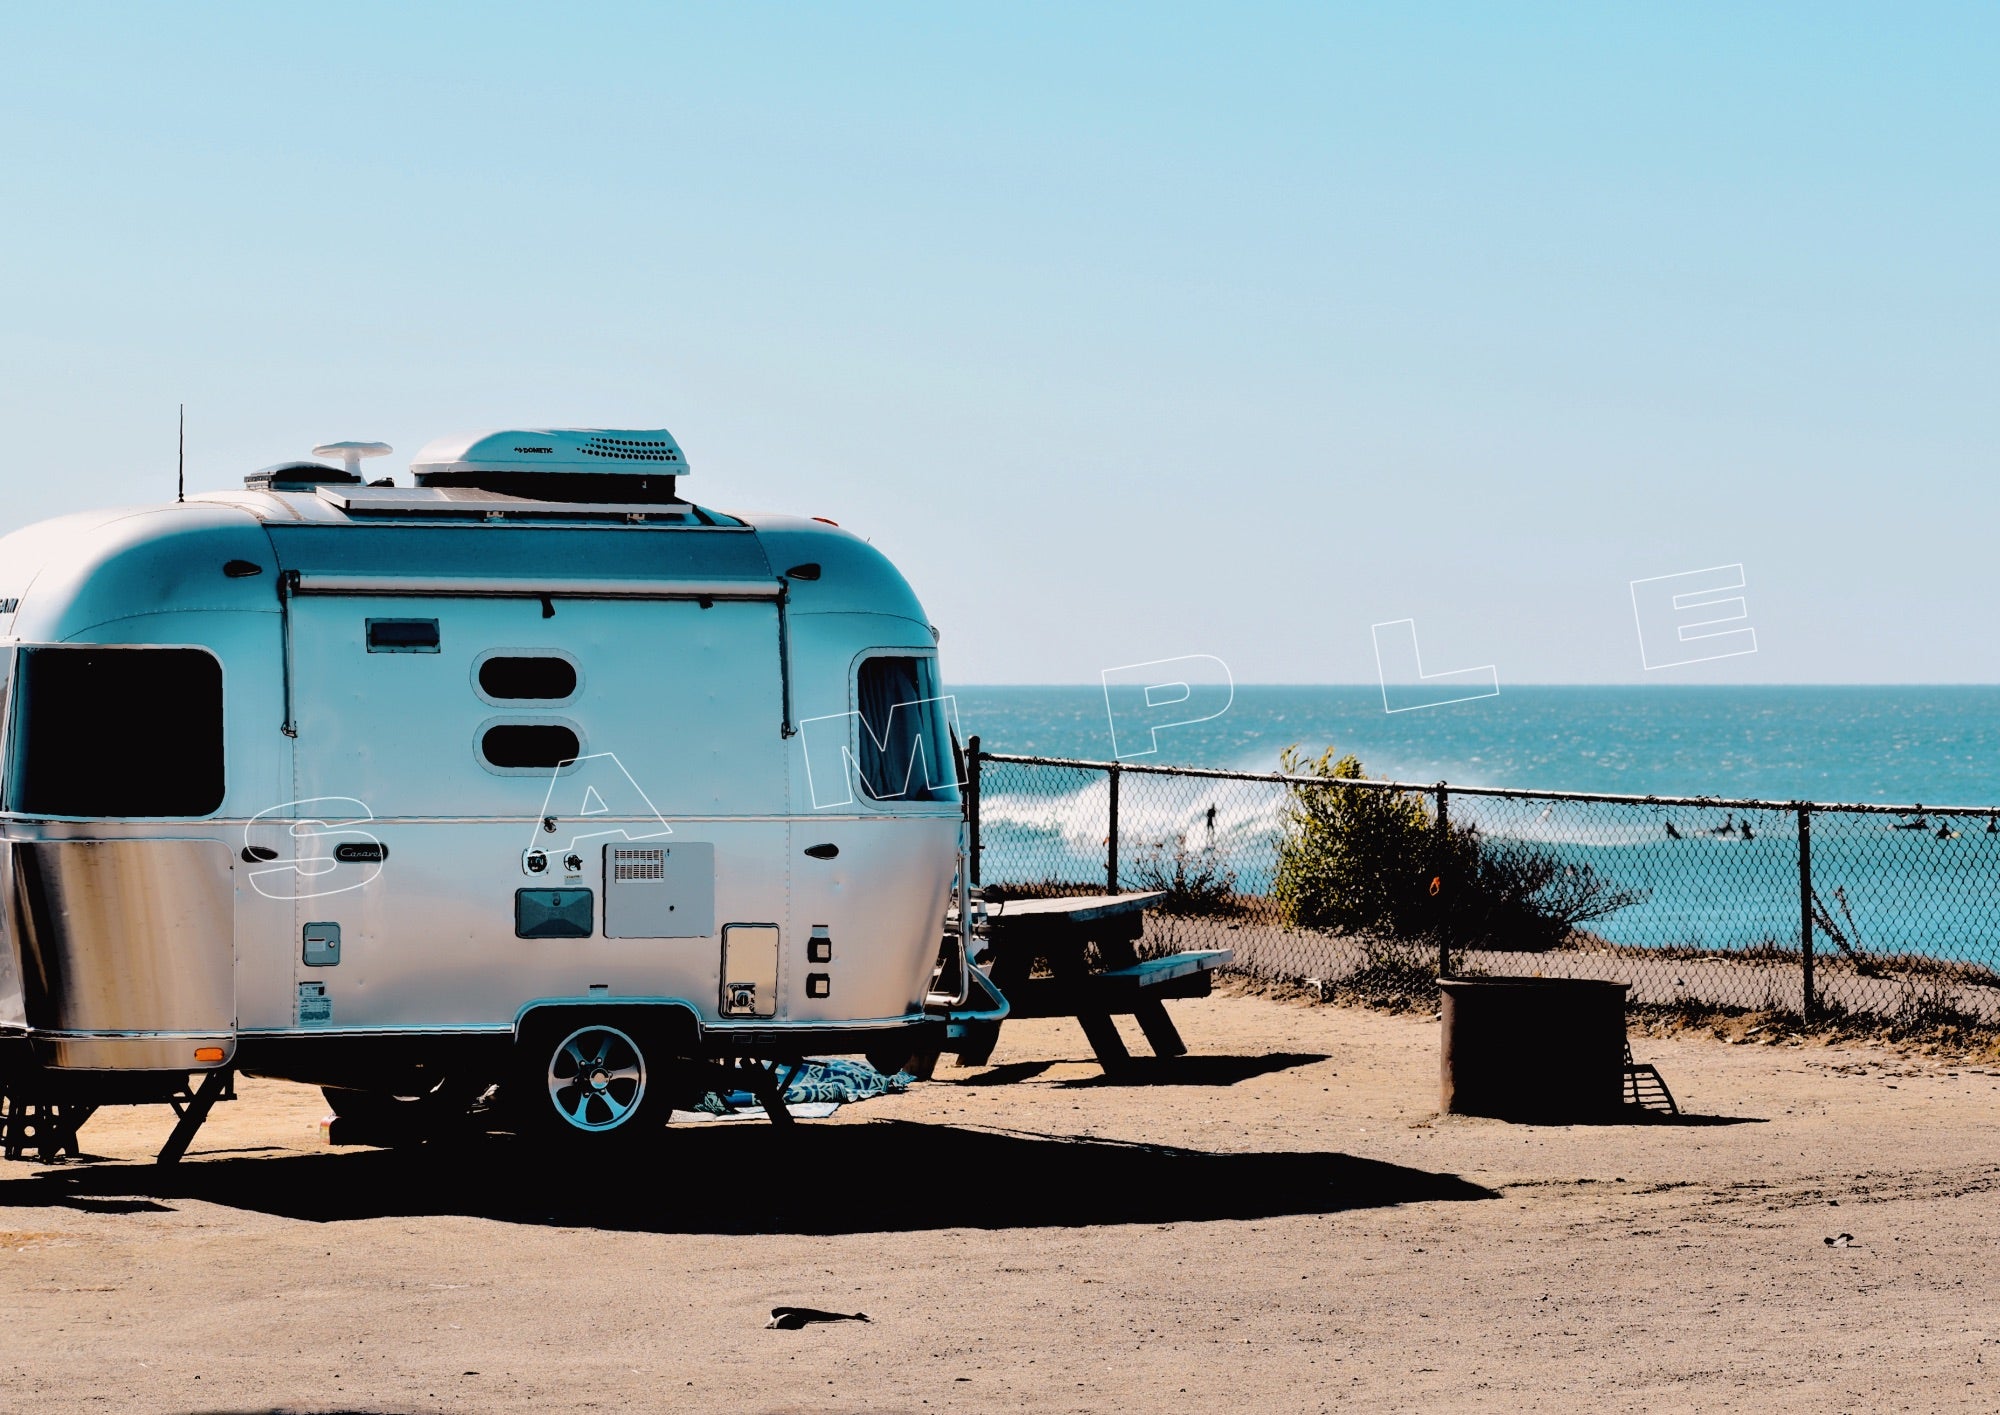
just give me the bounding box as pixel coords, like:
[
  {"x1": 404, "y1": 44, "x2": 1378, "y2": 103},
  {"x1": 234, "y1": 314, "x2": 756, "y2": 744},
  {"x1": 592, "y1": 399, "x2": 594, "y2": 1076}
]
[{"x1": 5, "y1": 990, "x2": 2000, "y2": 1414}]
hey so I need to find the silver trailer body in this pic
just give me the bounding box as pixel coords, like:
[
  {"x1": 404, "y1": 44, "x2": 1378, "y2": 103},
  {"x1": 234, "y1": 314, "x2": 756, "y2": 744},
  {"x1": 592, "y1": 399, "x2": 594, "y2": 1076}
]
[{"x1": 0, "y1": 432, "x2": 962, "y2": 1113}]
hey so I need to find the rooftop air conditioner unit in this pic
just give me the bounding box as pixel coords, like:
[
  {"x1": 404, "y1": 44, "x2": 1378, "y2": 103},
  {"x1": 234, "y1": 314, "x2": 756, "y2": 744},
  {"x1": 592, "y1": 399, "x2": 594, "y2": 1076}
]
[{"x1": 409, "y1": 428, "x2": 688, "y2": 503}]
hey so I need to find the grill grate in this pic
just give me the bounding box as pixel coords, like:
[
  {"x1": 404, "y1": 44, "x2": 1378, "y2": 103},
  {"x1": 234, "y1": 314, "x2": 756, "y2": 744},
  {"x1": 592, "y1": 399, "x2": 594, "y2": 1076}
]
[{"x1": 612, "y1": 848, "x2": 665, "y2": 881}]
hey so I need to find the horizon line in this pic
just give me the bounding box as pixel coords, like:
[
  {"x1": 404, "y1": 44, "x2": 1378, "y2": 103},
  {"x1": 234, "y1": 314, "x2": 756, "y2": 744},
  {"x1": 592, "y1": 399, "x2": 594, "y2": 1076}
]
[{"x1": 946, "y1": 681, "x2": 2000, "y2": 689}]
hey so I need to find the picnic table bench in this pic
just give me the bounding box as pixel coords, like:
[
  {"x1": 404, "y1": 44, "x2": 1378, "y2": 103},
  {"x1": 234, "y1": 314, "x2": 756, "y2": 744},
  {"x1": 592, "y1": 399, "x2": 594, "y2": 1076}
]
[{"x1": 950, "y1": 891, "x2": 1232, "y2": 1073}]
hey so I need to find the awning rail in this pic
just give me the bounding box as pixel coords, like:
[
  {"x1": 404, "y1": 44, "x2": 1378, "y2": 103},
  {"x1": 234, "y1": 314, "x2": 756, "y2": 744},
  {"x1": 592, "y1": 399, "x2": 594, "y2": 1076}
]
[{"x1": 287, "y1": 574, "x2": 784, "y2": 601}]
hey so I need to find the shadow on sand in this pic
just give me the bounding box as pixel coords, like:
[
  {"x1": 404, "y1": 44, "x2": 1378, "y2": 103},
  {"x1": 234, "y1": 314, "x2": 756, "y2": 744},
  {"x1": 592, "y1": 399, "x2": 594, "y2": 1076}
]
[
  {"x1": 1453, "y1": 1108, "x2": 1767, "y2": 1128},
  {"x1": 1600, "y1": 1109, "x2": 1766, "y2": 1127},
  {"x1": 953, "y1": 1052, "x2": 1330, "y2": 1089},
  {"x1": 0, "y1": 1118, "x2": 1495, "y2": 1234},
  {"x1": 1060, "y1": 1052, "x2": 1332, "y2": 1088}
]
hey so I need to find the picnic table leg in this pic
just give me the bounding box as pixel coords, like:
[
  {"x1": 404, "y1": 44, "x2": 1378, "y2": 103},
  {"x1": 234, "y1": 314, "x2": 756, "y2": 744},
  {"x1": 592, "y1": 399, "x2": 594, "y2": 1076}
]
[
  {"x1": 951, "y1": 1022, "x2": 1000, "y2": 1068},
  {"x1": 988, "y1": 947, "x2": 1032, "y2": 998},
  {"x1": 1044, "y1": 939, "x2": 1130, "y2": 1073},
  {"x1": 1076, "y1": 1012, "x2": 1132, "y2": 1070},
  {"x1": 1131, "y1": 1000, "x2": 1187, "y2": 1059}
]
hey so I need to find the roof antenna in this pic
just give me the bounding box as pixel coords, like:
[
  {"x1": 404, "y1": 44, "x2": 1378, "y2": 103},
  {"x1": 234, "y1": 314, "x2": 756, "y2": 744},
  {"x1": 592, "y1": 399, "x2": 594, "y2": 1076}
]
[{"x1": 177, "y1": 404, "x2": 185, "y2": 503}]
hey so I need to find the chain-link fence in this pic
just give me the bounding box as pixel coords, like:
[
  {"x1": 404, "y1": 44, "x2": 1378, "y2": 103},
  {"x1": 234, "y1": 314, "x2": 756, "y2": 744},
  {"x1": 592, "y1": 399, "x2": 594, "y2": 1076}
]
[{"x1": 966, "y1": 742, "x2": 2000, "y2": 1029}]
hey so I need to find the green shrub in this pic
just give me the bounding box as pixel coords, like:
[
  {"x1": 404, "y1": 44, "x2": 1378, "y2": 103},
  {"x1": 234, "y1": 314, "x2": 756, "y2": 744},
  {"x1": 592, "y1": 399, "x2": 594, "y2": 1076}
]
[
  {"x1": 1272, "y1": 746, "x2": 1648, "y2": 950},
  {"x1": 1272, "y1": 746, "x2": 1446, "y2": 936}
]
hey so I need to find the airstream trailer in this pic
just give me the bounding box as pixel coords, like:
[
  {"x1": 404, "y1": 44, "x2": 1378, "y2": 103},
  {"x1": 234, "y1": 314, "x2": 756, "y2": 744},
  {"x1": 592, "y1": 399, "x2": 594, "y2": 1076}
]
[{"x1": 0, "y1": 428, "x2": 970, "y2": 1156}]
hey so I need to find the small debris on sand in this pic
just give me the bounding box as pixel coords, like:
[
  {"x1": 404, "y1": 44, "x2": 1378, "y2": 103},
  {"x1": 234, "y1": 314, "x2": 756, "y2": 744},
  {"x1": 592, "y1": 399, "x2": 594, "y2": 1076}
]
[{"x1": 767, "y1": 1307, "x2": 871, "y2": 1329}]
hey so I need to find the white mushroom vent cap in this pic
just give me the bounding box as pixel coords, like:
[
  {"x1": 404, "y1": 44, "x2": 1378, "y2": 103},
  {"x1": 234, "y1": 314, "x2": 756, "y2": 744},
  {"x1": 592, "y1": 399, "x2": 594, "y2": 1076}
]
[
  {"x1": 410, "y1": 428, "x2": 687, "y2": 479},
  {"x1": 311, "y1": 441, "x2": 393, "y2": 476}
]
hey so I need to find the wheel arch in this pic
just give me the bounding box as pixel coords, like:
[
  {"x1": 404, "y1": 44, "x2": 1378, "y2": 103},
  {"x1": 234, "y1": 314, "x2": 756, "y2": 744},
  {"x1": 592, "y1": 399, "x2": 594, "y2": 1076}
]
[{"x1": 512, "y1": 999, "x2": 702, "y2": 1052}]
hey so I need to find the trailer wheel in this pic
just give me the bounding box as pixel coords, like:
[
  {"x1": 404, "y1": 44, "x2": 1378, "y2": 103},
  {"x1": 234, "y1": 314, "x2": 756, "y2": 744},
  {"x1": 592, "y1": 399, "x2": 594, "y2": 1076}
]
[{"x1": 524, "y1": 1021, "x2": 660, "y2": 1140}]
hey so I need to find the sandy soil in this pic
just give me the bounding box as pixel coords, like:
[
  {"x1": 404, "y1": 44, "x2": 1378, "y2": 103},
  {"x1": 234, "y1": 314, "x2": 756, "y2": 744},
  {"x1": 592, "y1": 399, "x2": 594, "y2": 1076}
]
[{"x1": 5, "y1": 991, "x2": 2000, "y2": 1414}]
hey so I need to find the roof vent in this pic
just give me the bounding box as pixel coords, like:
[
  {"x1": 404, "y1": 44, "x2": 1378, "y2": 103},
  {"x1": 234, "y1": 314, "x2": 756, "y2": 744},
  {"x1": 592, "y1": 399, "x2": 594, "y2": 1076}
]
[
  {"x1": 245, "y1": 460, "x2": 361, "y2": 492},
  {"x1": 410, "y1": 428, "x2": 689, "y2": 505}
]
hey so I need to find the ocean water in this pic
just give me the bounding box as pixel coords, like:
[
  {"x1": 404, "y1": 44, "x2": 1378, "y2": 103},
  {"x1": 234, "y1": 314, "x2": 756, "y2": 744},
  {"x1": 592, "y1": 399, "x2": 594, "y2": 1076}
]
[
  {"x1": 951, "y1": 685, "x2": 2000, "y2": 806},
  {"x1": 951, "y1": 686, "x2": 2000, "y2": 966}
]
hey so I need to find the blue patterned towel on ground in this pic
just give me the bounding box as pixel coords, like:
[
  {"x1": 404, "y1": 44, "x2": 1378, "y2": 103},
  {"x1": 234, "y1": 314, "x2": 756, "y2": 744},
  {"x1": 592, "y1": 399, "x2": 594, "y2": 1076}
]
[{"x1": 693, "y1": 1057, "x2": 912, "y2": 1116}]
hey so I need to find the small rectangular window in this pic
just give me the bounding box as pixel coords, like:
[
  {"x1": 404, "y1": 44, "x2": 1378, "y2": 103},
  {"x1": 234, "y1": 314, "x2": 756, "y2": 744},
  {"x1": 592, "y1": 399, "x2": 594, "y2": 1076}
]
[
  {"x1": 0, "y1": 649, "x2": 12, "y2": 807},
  {"x1": 9, "y1": 647, "x2": 224, "y2": 817},
  {"x1": 366, "y1": 618, "x2": 440, "y2": 653},
  {"x1": 856, "y1": 656, "x2": 958, "y2": 804}
]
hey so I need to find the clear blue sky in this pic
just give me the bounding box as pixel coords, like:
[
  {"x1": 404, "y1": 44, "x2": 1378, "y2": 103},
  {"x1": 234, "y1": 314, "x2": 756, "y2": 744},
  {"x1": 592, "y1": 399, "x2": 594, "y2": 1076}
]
[{"x1": 2, "y1": 4, "x2": 1994, "y2": 684}]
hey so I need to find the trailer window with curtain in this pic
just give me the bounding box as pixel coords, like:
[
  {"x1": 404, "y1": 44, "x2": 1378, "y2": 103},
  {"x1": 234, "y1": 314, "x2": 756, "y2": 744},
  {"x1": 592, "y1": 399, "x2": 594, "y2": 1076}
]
[
  {"x1": 0, "y1": 649, "x2": 10, "y2": 807},
  {"x1": 855, "y1": 655, "x2": 958, "y2": 804},
  {"x1": 7, "y1": 647, "x2": 225, "y2": 817}
]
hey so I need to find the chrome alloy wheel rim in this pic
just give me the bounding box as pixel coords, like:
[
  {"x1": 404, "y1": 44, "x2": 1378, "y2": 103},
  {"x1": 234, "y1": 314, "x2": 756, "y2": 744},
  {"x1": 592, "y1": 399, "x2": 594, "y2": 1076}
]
[{"x1": 546, "y1": 1024, "x2": 646, "y2": 1132}]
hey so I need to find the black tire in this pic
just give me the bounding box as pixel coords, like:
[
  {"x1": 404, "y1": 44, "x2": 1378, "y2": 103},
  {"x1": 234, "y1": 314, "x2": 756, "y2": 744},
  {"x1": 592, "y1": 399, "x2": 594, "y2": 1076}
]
[{"x1": 514, "y1": 1017, "x2": 666, "y2": 1143}]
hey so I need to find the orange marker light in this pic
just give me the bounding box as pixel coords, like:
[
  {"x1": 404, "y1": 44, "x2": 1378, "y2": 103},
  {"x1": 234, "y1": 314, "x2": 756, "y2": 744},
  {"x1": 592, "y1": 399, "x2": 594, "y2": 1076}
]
[{"x1": 193, "y1": 1046, "x2": 226, "y2": 1063}]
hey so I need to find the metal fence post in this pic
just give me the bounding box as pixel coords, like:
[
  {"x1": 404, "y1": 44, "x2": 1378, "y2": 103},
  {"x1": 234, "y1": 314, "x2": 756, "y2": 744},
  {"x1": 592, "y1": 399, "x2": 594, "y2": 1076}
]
[
  {"x1": 1106, "y1": 762, "x2": 1122, "y2": 895},
  {"x1": 965, "y1": 734, "x2": 981, "y2": 887},
  {"x1": 1798, "y1": 803, "x2": 1815, "y2": 1020},
  {"x1": 1434, "y1": 781, "x2": 1451, "y2": 978}
]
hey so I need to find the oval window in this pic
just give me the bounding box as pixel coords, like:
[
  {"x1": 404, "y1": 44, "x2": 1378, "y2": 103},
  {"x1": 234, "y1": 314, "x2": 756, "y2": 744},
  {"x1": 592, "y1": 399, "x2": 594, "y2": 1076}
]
[
  {"x1": 480, "y1": 723, "x2": 582, "y2": 769},
  {"x1": 478, "y1": 655, "x2": 578, "y2": 700}
]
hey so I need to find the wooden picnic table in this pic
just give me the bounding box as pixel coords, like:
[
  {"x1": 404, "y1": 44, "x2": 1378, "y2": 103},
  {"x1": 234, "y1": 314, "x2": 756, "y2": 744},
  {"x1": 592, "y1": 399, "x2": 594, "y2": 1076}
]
[{"x1": 952, "y1": 892, "x2": 1232, "y2": 1073}]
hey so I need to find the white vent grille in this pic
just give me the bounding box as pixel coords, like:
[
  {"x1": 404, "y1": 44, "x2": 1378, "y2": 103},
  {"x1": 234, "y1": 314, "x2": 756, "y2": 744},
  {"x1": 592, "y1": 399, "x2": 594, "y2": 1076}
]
[
  {"x1": 612, "y1": 847, "x2": 665, "y2": 881},
  {"x1": 580, "y1": 436, "x2": 682, "y2": 464}
]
